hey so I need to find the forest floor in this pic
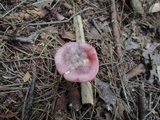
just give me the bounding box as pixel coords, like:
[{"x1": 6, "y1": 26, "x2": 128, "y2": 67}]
[{"x1": 0, "y1": 0, "x2": 160, "y2": 120}]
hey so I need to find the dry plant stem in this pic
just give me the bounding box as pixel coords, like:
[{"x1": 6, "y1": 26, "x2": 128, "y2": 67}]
[
  {"x1": 2, "y1": 30, "x2": 40, "y2": 43},
  {"x1": 29, "y1": 7, "x2": 93, "y2": 26},
  {"x1": 143, "y1": 96, "x2": 160, "y2": 120},
  {"x1": 120, "y1": 80, "x2": 131, "y2": 109},
  {"x1": 1, "y1": 0, "x2": 27, "y2": 18},
  {"x1": 110, "y1": 0, "x2": 122, "y2": 58},
  {"x1": 74, "y1": 15, "x2": 93, "y2": 105},
  {"x1": 0, "y1": 86, "x2": 25, "y2": 90},
  {"x1": 90, "y1": 19, "x2": 102, "y2": 34},
  {"x1": 23, "y1": 65, "x2": 37, "y2": 120},
  {"x1": 110, "y1": 0, "x2": 132, "y2": 110},
  {"x1": 138, "y1": 83, "x2": 146, "y2": 120}
]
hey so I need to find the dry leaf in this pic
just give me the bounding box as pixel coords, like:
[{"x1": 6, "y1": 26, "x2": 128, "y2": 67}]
[
  {"x1": 96, "y1": 79, "x2": 117, "y2": 111},
  {"x1": 60, "y1": 31, "x2": 76, "y2": 41},
  {"x1": 130, "y1": 0, "x2": 144, "y2": 14},
  {"x1": 3, "y1": 8, "x2": 47, "y2": 22},
  {"x1": 86, "y1": 27, "x2": 101, "y2": 39},
  {"x1": 56, "y1": 13, "x2": 65, "y2": 21},
  {"x1": 54, "y1": 93, "x2": 67, "y2": 120},
  {"x1": 143, "y1": 42, "x2": 160, "y2": 84},
  {"x1": 116, "y1": 98, "x2": 130, "y2": 119},
  {"x1": 149, "y1": 3, "x2": 160, "y2": 13},
  {"x1": 62, "y1": 2, "x2": 72, "y2": 9},
  {"x1": 94, "y1": 106, "x2": 112, "y2": 120},
  {"x1": 124, "y1": 38, "x2": 140, "y2": 50},
  {"x1": 68, "y1": 82, "x2": 82, "y2": 111},
  {"x1": 143, "y1": 42, "x2": 160, "y2": 64},
  {"x1": 23, "y1": 72, "x2": 31, "y2": 82}
]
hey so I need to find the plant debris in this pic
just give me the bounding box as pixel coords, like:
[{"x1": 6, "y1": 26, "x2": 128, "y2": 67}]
[{"x1": 0, "y1": 0, "x2": 160, "y2": 119}]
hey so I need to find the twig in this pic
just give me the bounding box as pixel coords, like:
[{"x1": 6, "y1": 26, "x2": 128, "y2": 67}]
[
  {"x1": 90, "y1": 19, "x2": 102, "y2": 34},
  {"x1": 143, "y1": 96, "x2": 160, "y2": 120},
  {"x1": 23, "y1": 65, "x2": 37, "y2": 120},
  {"x1": 29, "y1": 7, "x2": 93, "y2": 26},
  {"x1": 110, "y1": 0, "x2": 122, "y2": 58},
  {"x1": 34, "y1": 89, "x2": 54, "y2": 100},
  {"x1": 120, "y1": 80, "x2": 131, "y2": 109},
  {"x1": 0, "y1": 86, "x2": 26, "y2": 91},
  {"x1": 110, "y1": 0, "x2": 132, "y2": 112},
  {"x1": 74, "y1": 15, "x2": 94, "y2": 105},
  {"x1": 2, "y1": 30, "x2": 40, "y2": 43},
  {"x1": 1, "y1": 0, "x2": 27, "y2": 18},
  {"x1": 0, "y1": 3, "x2": 6, "y2": 11},
  {"x1": 138, "y1": 83, "x2": 146, "y2": 120}
]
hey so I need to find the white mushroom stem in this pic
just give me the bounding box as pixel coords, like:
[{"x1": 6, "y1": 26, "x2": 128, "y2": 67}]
[{"x1": 74, "y1": 15, "x2": 93, "y2": 105}]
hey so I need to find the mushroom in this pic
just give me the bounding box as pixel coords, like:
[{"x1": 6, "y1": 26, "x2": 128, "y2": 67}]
[{"x1": 55, "y1": 42, "x2": 99, "y2": 82}]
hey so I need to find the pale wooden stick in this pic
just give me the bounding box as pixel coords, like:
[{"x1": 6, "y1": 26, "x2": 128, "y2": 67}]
[{"x1": 74, "y1": 15, "x2": 93, "y2": 105}]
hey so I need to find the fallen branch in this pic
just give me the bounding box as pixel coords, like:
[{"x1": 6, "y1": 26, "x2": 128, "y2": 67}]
[
  {"x1": 23, "y1": 65, "x2": 37, "y2": 120},
  {"x1": 1, "y1": 0, "x2": 27, "y2": 18},
  {"x1": 74, "y1": 15, "x2": 94, "y2": 105},
  {"x1": 2, "y1": 30, "x2": 40, "y2": 43},
  {"x1": 29, "y1": 7, "x2": 93, "y2": 26},
  {"x1": 110, "y1": 0, "x2": 122, "y2": 58}
]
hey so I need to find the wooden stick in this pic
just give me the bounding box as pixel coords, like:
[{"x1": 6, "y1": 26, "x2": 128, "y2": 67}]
[
  {"x1": 74, "y1": 15, "x2": 93, "y2": 105},
  {"x1": 23, "y1": 65, "x2": 37, "y2": 120},
  {"x1": 111, "y1": 0, "x2": 122, "y2": 58}
]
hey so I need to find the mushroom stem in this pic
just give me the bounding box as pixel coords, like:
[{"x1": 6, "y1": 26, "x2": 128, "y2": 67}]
[{"x1": 74, "y1": 15, "x2": 93, "y2": 105}]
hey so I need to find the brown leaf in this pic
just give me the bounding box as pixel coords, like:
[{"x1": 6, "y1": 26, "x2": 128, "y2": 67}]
[
  {"x1": 55, "y1": 13, "x2": 65, "y2": 21},
  {"x1": 60, "y1": 31, "x2": 76, "y2": 41},
  {"x1": 23, "y1": 71, "x2": 31, "y2": 82},
  {"x1": 67, "y1": 82, "x2": 82, "y2": 111},
  {"x1": 54, "y1": 92, "x2": 67, "y2": 120},
  {"x1": 3, "y1": 8, "x2": 47, "y2": 22}
]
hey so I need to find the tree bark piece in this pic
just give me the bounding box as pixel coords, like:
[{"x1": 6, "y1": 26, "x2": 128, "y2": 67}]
[{"x1": 74, "y1": 15, "x2": 93, "y2": 105}]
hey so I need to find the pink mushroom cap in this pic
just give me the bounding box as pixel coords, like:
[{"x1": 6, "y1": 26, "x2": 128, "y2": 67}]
[{"x1": 55, "y1": 42, "x2": 99, "y2": 82}]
